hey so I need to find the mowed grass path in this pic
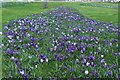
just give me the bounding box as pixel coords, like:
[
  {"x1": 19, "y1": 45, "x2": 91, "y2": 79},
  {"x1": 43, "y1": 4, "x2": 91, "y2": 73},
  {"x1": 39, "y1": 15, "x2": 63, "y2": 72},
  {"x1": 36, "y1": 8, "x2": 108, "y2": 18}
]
[{"x1": 2, "y1": 2, "x2": 118, "y2": 28}]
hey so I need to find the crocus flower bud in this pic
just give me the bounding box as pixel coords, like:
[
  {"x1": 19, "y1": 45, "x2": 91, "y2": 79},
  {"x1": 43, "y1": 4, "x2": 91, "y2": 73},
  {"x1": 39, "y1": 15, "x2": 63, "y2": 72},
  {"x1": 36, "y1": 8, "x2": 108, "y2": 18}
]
[
  {"x1": 76, "y1": 59, "x2": 79, "y2": 63},
  {"x1": 108, "y1": 71, "x2": 113, "y2": 76}
]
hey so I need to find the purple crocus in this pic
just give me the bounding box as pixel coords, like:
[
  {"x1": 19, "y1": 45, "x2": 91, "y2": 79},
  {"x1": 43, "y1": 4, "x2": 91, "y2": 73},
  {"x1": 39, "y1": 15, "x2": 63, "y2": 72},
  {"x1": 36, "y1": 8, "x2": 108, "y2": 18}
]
[
  {"x1": 76, "y1": 59, "x2": 79, "y2": 63},
  {"x1": 50, "y1": 48, "x2": 53, "y2": 52},
  {"x1": 104, "y1": 65, "x2": 107, "y2": 69},
  {"x1": 70, "y1": 69, "x2": 73, "y2": 72},
  {"x1": 14, "y1": 58, "x2": 18, "y2": 62},
  {"x1": 86, "y1": 57, "x2": 90, "y2": 60},
  {"x1": 23, "y1": 74, "x2": 28, "y2": 78},
  {"x1": 95, "y1": 73, "x2": 99, "y2": 77},
  {"x1": 64, "y1": 66, "x2": 67, "y2": 69},
  {"x1": 113, "y1": 64, "x2": 116, "y2": 68},
  {"x1": 82, "y1": 70, "x2": 85, "y2": 73},
  {"x1": 109, "y1": 43, "x2": 112, "y2": 46},
  {"x1": 80, "y1": 54, "x2": 84, "y2": 58},
  {"x1": 65, "y1": 56, "x2": 69, "y2": 59},
  {"x1": 90, "y1": 52, "x2": 92, "y2": 54},
  {"x1": 59, "y1": 58, "x2": 63, "y2": 61},
  {"x1": 17, "y1": 62, "x2": 20, "y2": 66},
  {"x1": 82, "y1": 59, "x2": 86, "y2": 64},
  {"x1": 91, "y1": 71, "x2": 96, "y2": 75},
  {"x1": 94, "y1": 64, "x2": 98, "y2": 67},
  {"x1": 90, "y1": 55, "x2": 95, "y2": 60},
  {"x1": 18, "y1": 69, "x2": 23, "y2": 72},
  {"x1": 101, "y1": 59, "x2": 105, "y2": 63},
  {"x1": 114, "y1": 53, "x2": 118, "y2": 56},
  {"x1": 9, "y1": 75, "x2": 13, "y2": 78},
  {"x1": 54, "y1": 54, "x2": 58, "y2": 58},
  {"x1": 118, "y1": 68, "x2": 120, "y2": 73},
  {"x1": 108, "y1": 71, "x2": 113, "y2": 76},
  {"x1": 118, "y1": 31, "x2": 120, "y2": 36}
]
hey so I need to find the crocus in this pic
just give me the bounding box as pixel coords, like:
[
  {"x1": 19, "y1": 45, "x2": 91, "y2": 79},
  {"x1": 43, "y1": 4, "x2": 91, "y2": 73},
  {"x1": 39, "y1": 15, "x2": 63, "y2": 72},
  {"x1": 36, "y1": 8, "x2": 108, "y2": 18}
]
[
  {"x1": 64, "y1": 66, "x2": 67, "y2": 69},
  {"x1": 101, "y1": 55, "x2": 104, "y2": 58},
  {"x1": 95, "y1": 73, "x2": 99, "y2": 77},
  {"x1": 20, "y1": 70, "x2": 24, "y2": 75},
  {"x1": 101, "y1": 59, "x2": 105, "y2": 63},
  {"x1": 70, "y1": 69, "x2": 73, "y2": 72},
  {"x1": 9, "y1": 75, "x2": 13, "y2": 78},
  {"x1": 86, "y1": 62, "x2": 90, "y2": 66},
  {"x1": 18, "y1": 69, "x2": 23, "y2": 72},
  {"x1": 76, "y1": 59, "x2": 79, "y2": 63},
  {"x1": 66, "y1": 56, "x2": 69, "y2": 59},
  {"x1": 90, "y1": 55, "x2": 95, "y2": 60},
  {"x1": 104, "y1": 65, "x2": 107, "y2": 69},
  {"x1": 85, "y1": 70, "x2": 89, "y2": 75},
  {"x1": 11, "y1": 56, "x2": 15, "y2": 59},
  {"x1": 113, "y1": 64, "x2": 116, "y2": 68},
  {"x1": 14, "y1": 58, "x2": 18, "y2": 62},
  {"x1": 17, "y1": 62, "x2": 20, "y2": 66},
  {"x1": 23, "y1": 74, "x2": 28, "y2": 78},
  {"x1": 114, "y1": 53, "x2": 118, "y2": 56},
  {"x1": 108, "y1": 71, "x2": 113, "y2": 76},
  {"x1": 82, "y1": 70, "x2": 85, "y2": 73},
  {"x1": 59, "y1": 58, "x2": 63, "y2": 61},
  {"x1": 91, "y1": 71, "x2": 96, "y2": 75},
  {"x1": 28, "y1": 56, "x2": 32, "y2": 59},
  {"x1": 118, "y1": 68, "x2": 120, "y2": 73},
  {"x1": 40, "y1": 59, "x2": 44, "y2": 63},
  {"x1": 46, "y1": 58, "x2": 48, "y2": 62}
]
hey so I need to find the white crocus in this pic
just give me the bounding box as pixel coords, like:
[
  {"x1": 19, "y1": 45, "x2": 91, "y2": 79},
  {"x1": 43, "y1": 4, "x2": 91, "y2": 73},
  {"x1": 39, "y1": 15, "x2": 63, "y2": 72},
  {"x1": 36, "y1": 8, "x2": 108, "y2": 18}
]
[
  {"x1": 11, "y1": 56, "x2": 15, "y2": 59},
  {"x1": 8, "y1": 40, "x2": 12, "y2": 43},
  {"x1": 35, "y1": 45, "x2": 38, "y2": 48},
  {"x1": 20, "y1": 58, "x2": 22, "y2": 61},
  {"x1": 81, "y1": 50, "x2": 83, "y2": 53},
  {"x1": 16, "y1": 36, "x2": 19, "y2": 39},
  {"x1": 82, "y1": 31, "x2": 84, "y2": 33},
  {"x1": 101, "y1": 55, "x2": 104, "y2": 58},
  {"x1": 85, "y1": 70, "x2": 89, "y2": 75},
  {"x1": 8, "y1": 35, "x2": 13, "y2": 39},
  {"x1": 46, "y1": 58, "x2": 48, "y2": 62},
  {"x1": 35, "y1": 65, "x2": 37, "y2": 68},
  {"x1": 104, "y1": 63, "x2": 107, "y2": 65},
  {"x1": 52, "y1": 44, "x2": 54, "y2": 46},
  {"x1": 20, "y1": 70, "x2": 24, "y2": 75},
  {"x1": 86, "y1": 62, "x2": 90, "y2": 66},
  {"x1": 96, "y1": 42, "x2": 98, "y2": 44},
  {"x1": 40, "y1": 59, "x2": 44, "y2": 63},
  {"x1": 30, "y1": 67, "x2": 33, "y2": 69},
  {"x1": 28, "y1": 56, "x2": 32, "y2": 59},
  {"x1": 27, "y1": 34, "x2": 30, "y2": 37},
  {"x1": 54, "y1": 46, "x2": 57, "y2": 51},
  {"x1": 0, "y1": 32, "x2": 2, "y2": 35}
]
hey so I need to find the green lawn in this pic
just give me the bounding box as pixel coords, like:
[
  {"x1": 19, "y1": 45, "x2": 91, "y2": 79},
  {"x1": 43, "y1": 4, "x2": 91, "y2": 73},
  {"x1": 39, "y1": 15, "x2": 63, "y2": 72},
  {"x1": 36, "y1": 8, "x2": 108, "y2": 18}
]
[
  {"x1": 84, "y1": 2, "x2": 118, "y2": 5},
  {"x1": 2, "y1": 2, "x2": 118, "y2": 29}
]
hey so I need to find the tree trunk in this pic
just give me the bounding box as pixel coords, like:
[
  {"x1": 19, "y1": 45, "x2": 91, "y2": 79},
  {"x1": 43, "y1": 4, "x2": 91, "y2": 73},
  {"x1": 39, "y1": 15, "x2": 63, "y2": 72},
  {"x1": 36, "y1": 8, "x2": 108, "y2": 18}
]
[{"x1": 44, "y1": 0, "x2": 48, "y2": 9}]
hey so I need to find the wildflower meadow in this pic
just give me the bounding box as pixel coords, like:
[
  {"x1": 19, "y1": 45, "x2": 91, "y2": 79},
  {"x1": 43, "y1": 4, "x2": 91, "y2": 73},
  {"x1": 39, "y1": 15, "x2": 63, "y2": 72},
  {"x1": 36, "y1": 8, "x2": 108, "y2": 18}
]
[{"x1": 1, "y1": 2, "x2": 119, "y2": 79}]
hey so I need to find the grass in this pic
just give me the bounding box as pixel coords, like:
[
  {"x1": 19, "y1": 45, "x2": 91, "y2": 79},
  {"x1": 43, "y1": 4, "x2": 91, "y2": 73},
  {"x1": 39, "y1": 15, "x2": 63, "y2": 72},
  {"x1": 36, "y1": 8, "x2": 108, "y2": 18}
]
[
  {"x1": 84, "y1": 2, "x2": 118, "y2": 5},
  {"x1": 2, "y1": 2, "x2": 118, "y2": 28},
  {"x1": 1, "y1": 2, "x2": 119, "y2": 79}
]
